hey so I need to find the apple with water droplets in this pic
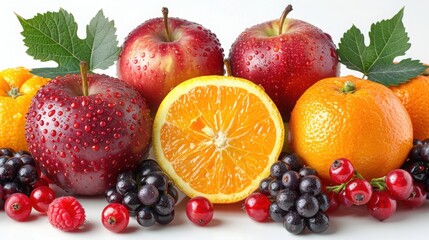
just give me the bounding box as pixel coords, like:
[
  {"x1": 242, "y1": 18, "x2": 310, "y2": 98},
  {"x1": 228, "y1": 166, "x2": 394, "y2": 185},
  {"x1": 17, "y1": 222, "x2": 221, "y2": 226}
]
[
  {"x1": 25, "y1": 62, "x2": 152, "y2": 195},
  {"x1": 117, "y1": 7, "x2": 224, "y2": 113},
  {"x1": 228, "y1": 5, "x2": 339, "y2": 121}
]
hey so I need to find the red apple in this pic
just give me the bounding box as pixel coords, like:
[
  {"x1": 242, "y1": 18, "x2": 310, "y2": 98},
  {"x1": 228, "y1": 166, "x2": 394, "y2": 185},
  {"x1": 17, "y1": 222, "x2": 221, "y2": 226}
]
[
  {"x1": 25, "y1": 63, "x2": 152, "y2": 195},
  {"x1": 229, "y1": 5, "x2": 339, "y2": 121},
  {"x1": 117, "y1": 7, "x2": 224, "y2": 112}
]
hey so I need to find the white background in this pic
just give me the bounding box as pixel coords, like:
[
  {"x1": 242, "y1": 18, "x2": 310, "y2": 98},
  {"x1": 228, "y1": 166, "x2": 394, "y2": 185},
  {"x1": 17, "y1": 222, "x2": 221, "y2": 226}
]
[{"x1": 0, "y1": 0, "x2": 429, "y2": 239}]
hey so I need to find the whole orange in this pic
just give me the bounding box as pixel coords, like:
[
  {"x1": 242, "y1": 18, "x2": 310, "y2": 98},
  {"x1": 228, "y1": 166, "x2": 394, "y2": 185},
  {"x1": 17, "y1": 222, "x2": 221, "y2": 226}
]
[
  {"x1": 0, "y1": 67, "x2": 49, "y2": 151},
  {"x1": 390, "y1": 74, "x2": 429, "y2": 140},
  {"x1": 289, "y1": 75, "x2": 413, "y2": 181}
]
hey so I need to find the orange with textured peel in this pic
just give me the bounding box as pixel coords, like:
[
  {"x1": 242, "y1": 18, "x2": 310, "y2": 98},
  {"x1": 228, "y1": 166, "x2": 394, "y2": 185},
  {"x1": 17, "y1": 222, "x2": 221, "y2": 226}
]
[
  {"x1": 153, "y1": 75, "x2": 284, "y2": 203},
  {"x1": 0, "y1": 67, "x2": 49, "y2": 151},
  {"x1": 390, "y1": 73, "x2": 429, "y2": 140},
  {"x1": 289, "y1": 75, "x2": 413, "y2": 181}
]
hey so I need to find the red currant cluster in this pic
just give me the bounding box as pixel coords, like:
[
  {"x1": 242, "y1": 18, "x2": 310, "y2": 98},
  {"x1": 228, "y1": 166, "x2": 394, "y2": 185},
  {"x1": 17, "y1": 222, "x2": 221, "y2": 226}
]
[{"x1": 327, "y1": 158, "x2": 426, "y2": 221}]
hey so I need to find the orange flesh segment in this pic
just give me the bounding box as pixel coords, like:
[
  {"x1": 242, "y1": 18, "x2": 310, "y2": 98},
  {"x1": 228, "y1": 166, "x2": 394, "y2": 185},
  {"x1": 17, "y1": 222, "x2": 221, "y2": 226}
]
[{"x1": 160, "y1": 84, "x2": 277, "y2": 195}]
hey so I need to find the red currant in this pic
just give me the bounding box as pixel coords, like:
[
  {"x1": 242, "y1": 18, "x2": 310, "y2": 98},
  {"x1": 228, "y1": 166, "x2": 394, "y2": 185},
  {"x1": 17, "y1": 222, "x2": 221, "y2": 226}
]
[
  {"x1": 32, "y1": 177, "x2": 50, "y2": 189},
  {"x1": 385, "y1": 169, "x2": 413, "y2": 200},
  {"x1": 402, "y1": 183, "x2": 427, "y2": 208},
  {"x1": 329, "y1": 158, "x2": 355, "y2": 184},
  {"x1": 244, "y1": 192, "x2": 271, "y2": 222},
  {"x1": 345, "y1": 178, "x2": 373, "y2": 205},
  {"x1": 367, "y1": 190, "x2": 397, "y2": 221},
  {"x1": 186, "y1": 196, "x2": 214, "y2": 226},
  {"x1": 30, "y1": 186, "x2": 56, "y2": 213},
  {"x1": 5, "y1": 193, "x2": 32, "y2": 221},
  {"x1": 101, "y1": 203, "x2": 130, "y2": 233},
  {"x1": 338, "y1": 190, "x2": 353, "y2": 207},
  {"x1": 326, "y1": 191, "x2": 340, "y2": 212}
]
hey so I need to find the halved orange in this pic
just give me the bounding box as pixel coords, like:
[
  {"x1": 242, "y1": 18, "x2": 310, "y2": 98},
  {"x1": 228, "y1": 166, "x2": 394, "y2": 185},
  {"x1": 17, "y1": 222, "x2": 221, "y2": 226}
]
[{"x1": 153, "y1": 75, "x2": 284, "y2": 203}]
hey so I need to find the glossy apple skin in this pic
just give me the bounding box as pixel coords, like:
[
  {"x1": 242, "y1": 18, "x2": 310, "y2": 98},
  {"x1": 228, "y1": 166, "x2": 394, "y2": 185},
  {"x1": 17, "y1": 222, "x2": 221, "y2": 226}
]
[
  {"x1": 25, "y1": 74, "x2": 152, "y2": 195},
  {"x1": 229, "y1": 18, "x2": 339, "y2": 121},
  {"x1": 117, "y1": 17, "x2": 224, "y2": 112}
]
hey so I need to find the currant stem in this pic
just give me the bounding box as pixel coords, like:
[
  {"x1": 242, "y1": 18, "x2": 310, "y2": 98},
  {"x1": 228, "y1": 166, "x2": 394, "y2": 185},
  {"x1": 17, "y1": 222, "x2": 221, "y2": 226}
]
[
  {"x1": 80, "y1": 61, "x2": 89, "y2": 97},
  {"x1": 370, "y1": 176, "x2": 387, "y2": 191},
  {"x1": 162, "y1": 7, "x2": 171, "y2": 42},
  {"x1": 326, "y1": 183, "x2": 346, "y2": 193},
  {"x1": 278, "y1": 4, "x2": 293, "y2": 35}
]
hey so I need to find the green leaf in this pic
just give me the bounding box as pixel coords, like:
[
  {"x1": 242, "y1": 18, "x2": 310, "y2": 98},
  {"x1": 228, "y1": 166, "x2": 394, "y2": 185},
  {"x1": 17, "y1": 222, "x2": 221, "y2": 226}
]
[
  {"x1": 85, "y1": 10, "x2": 121, "y2": 70},
  {"x1": 338, "y1": 7, "x2": 425, "y2": 86},
  {"x1": 367, "y1": 59, "x2": 428, "y2": 86},
  {"x1": 366, "y1": 8, "x2": 410, "y2": 70},
  {"x1": 17, "y1": 8, "x2": 120, "y2": 78}
]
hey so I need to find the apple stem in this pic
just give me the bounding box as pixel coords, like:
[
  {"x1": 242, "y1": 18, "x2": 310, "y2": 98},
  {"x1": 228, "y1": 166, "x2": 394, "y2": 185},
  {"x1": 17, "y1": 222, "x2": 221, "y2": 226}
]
[
  {"x1": 80, "y1": 61, "x2": 89, "y2": 97},
  {"x1": 162, "y1": 7, "x2": 171, "y2": 42},
  {"x1": 224, "y1": 59, "x2": 232, "y2": 76},
  {"x1": 341, "y1": 81, "x2": 356, "y2": 94},
  {"x1": 278, "y1": 4, "x2": 293, "y2": 35}
]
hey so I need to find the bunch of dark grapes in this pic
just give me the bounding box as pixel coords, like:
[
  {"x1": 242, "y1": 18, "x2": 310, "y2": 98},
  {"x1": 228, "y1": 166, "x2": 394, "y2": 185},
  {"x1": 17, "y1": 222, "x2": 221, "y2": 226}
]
[
  {"x1": 259, "y1": 153, "x2": 329, "y2": 234},
  {"x1": 0, "y1": 148, "x2": 39, "y2": 208},
  {"x1": 402, "y1": 139, "x2": 429, "y2": 197},
  {"x1": 104, "y1": 159, "x2": 179, "y2": 227}
]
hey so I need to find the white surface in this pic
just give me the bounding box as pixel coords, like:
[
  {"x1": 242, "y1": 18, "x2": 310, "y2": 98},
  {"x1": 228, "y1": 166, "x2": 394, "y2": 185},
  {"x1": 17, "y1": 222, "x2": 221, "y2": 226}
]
[{"x1": 0, "y1": 0, "x2": 428, "y2": 239}]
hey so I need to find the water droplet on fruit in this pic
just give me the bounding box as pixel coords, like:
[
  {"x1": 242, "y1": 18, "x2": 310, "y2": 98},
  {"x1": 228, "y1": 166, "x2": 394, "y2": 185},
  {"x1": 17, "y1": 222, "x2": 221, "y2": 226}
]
[
  {"x1": 37, "y1": 102, "x2": 44, "y2": 109},
  {"x1": 132, "y1": 59, "x2": 138, "y2": 64},
  {"x1": 81, "y1": 99, "x2": 89, "y2": 107},
  {"x1": 260, "y1": 54, "x2": 264, "y2": 59},
  {"x1": 99, "y1": 121, "x2": 106, "y2": 127},
  {"x1": 115, "y1": 111, "x2": 123, "y2": 117},
  {"x1": 143, "y1": 65, "x2": 147, "y2": 70},
  {"x1": 150, "y1": 53, "x2": 155, "y2": 58},
  {"x1": 248, "y1": 56, "x2": 253, "y2": 61},
  {"x1": 136, "y1": 66, "x2": 141, "y2": 71},
  {"x1": 64, "y1": 124, "x2": 69, "y2": 130},
  {"x1": 51, "y1": 130, "x2": 57, "y2": 137},
  {"x1": 96, "y1": 109, "x2": 104, "y2": 115},
  {"x1": 113, "y1": 133, "x2": 121, "y2": 139},
  {"x1": 140, "y1": 52, "x2": 146, "y2": 58},
  {"x1": 108, "y1": 103, "x2": 115, "y2": 108},
  {"x1": 92, "y1": 145, "x2": 100, "y2": 151},
  {"x1": 330, "y1": 48, "x2": 337, "y2": 58},
  {"x1": 85, "y1": 125, "x2": 91, "y2": 132},
  {"x1": 36, "y1": 114, "x2": 41, "y2": 121},
  {"x1": 275, "y1": 54, "x2": 280, "y2": 60},
  {"x1": 47, "y1": 104, "x2": 53, "y2": 109},
  {"x1": 48, "y1": 110, "x2": 55, "y2": 117},
  {"x1": 73, "y1": 146, "x2": 80, "y2": 152},
  {"x1": 60, "y1": 152, "x2": 66, "y2": 158},
  {"x1": 40, "y1": 136, "x2": 46, "y2": 143},
  {"x1": 76, "y1": 131, "x2": 82, "y2": 137},
  {"x1": 320, "y1": 56, "x2": 324, "y2": 61},
  {"x1": 71, "y1": 102, "x2": 78, "y2": 109},
  {"x1": 43, "y1": 129, "x2": 48, "y2": 134},
  {"x1": 273, "y1": 46, "x2": 279, "y2": 52}
]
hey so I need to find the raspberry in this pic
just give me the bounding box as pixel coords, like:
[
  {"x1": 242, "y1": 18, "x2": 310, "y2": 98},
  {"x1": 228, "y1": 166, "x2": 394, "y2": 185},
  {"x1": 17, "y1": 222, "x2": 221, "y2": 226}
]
[{"x1": 47, "y1": 196, "x2": 86, "y2": 231}]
